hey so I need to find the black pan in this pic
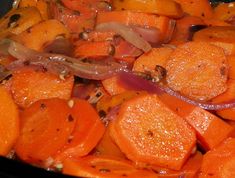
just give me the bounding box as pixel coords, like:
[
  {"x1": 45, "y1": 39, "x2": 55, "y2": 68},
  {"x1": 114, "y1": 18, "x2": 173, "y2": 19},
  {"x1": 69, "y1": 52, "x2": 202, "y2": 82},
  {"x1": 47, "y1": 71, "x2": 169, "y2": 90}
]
[{"x1": 0, "y1": 0, "x2": 234, "y2": 178}]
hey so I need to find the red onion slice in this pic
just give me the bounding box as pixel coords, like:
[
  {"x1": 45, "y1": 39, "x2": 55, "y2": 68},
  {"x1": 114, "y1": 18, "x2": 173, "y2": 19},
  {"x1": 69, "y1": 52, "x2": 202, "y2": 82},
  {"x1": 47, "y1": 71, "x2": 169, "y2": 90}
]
[
  {"x1": 162, "y1": 86, "x2": 235, "y2": 110},
  {"x1": 96, "y1": 22, "x2": 152, "y2": 53},
  {"x1": 8, "y1": 42, "x2": 128, "y2": 80},
  {"x1": 131, "y1": 26, "x2": 161, "y2": 44},
  {"x1": 43, "y1": 38, "x2": 74, "y2": 56},
  {"x1": 118, "y1": 71, "x2": 164, "y2": 95},
  {"x1": 117, "y1": 71, "x2": 235, "y2": 110}
]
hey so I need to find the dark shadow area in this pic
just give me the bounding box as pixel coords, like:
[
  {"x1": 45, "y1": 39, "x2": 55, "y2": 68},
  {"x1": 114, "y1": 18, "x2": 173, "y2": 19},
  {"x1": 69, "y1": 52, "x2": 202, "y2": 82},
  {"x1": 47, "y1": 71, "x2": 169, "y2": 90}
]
[{"x1": 0, "y1": 0, "x2": 14, "y2": 17}]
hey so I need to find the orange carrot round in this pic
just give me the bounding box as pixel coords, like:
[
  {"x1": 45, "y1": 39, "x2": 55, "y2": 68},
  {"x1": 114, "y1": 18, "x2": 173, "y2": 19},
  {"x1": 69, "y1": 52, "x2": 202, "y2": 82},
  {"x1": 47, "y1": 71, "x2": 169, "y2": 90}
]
[
  {"x1": 63, "y1": 156, "x2": 158, "y2": 178},
  {"x1": 199, "y1": 138, "x2": 235, "y2": 177},
  {"x1": 166, "y1": 41, "x2": 228, "y2": 101},
  {"x1": 54, "y1": 99, "x2": 105, "y2": 162},
  {"x1": 110, "y1": 93, "x2": 196, "y2": 170},
  {"x1": 11, "y1": 67, "x2": 74, "y2": 108},
  {"x1": 133, "y1": 47, "x2": 173, "y2": 73},
  {"x1": 15, "y1": 98, "x2": 76, "y2": 164}
]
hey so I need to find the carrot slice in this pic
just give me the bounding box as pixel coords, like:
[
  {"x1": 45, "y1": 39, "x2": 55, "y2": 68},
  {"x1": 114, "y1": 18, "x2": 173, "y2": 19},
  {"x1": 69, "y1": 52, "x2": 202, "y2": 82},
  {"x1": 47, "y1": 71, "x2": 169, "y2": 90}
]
[
  {"x1": 228, "y1": 55, "x2": 235, "y2": 80},
  {"x1": 61, "y1": 0, "x2": 111, "y2": 12},
  {"x1": 0, "y1": 7, "x2": 42, "y2": 38},
  {"x1": 12, "y1": 19, "x2": 70, "y2": 51},
  {"x1": 199, "y1": 137, "x2": 235, "y2": 178},
  {"x1": 50, "y1": 1, "x2": 95, "y2": 34},
  {"x1": 10, "y1": 67, "x2": 74, "y2": 108},
  {"x1": 170, "y1": 15, "x2": 205, "y2": 45},
  {"x1": 166, "y1": 41, "x2": 228, "y2": 101},
  {"x1": 110, "y1": 93, "x2": 196, "y2": 170},
  {"x1": 86, "y1": 31, "x2": 116, "y2": 42},
  {"x1": 174, "y1": 0, "x2": 213, "y2": 19},
  {"x1": 15, "y1": 98, "x2": 76, "y2": 164},
  {"x1": 151, "y1": 151, "x2": 203, "y2": 178},
  {"x1": 54, "y1": 99, "x2": 105, "y2": 161},
  {"x1": 74, "y1": 41, "x2": 113, "y2": 58},
  {"x1": 112, "y1": 0, "x2": 183, "y2": 18},
  {"x1": 132, "y1": 47, "x2": 173, "y2": 74},
  {"x1": 214, "y1": 2, "x2": 235, "y2": 22},
  {"x1": 185, "y1": 107, "x2": 233, "y2": 150},
  {"x1": 159, "y1": 93, "x2": 233, "y2": 150},
  {"x1": 158, "y1": 93, "x2": 195, "y2": 118},
  {"x1": 63, "y1": 156, "x2": 158, "y2": 178},
  {"x1": 212, "y1": 79, "x2": 235, "y2": 121},
  {"x1": 0, "y1": 86, "x2": 19, "y2": 156},
  {"x1": 102, "y1": 75, "x2": 128, "y2": 96},
  {"x1": 19, "y1": 0, "x2": 49, "y2": 20},
  {"x1": 96, "y1": 91, "x2": 143, "y2": 115},
  {"x1": 193, "y1": 26, "x2": 235, "y2": 55},
  {"x1": 203, "y1": 18, "x2": 231, "y2": 27},
  {"x1": 94, "y1": 123, "x2": 126, "y2": 159}
]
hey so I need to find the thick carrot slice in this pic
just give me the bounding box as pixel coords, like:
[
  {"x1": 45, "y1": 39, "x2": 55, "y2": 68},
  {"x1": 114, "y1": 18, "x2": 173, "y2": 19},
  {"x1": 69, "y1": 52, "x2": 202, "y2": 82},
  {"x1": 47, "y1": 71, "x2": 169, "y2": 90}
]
[
  {"x1": 185, "y1": 107, "x2": 233, "y2": 150},
  {"x1": 74, "y1": 41, "x2": 113, "y2": 58},
  {"x1": 96, "y1": 11, "x2": 173, "y2": 42},
  {"x1": 19, "y1": 0, "x2": 49, "y2": 20},
  {"x1": 132, "y1": 47, "x2": 173, "y2": 74},
  {"x1": 10, "y1": 67, "x2": 74, "y2": 108},
  {"x1": 212, "y1": 79, "x2": 235, "y2": 121},
  {"x1": 63, "y1": 156, "x2": 158, "y2": 178},
  {"x1": 112, "y1": 0, "x2": 183, "y2": 18},
  {"x1": 193, "y1": 26, "x2": 235, "y2": 55},
  {"x1": 0, "y1": 86, "x2": 19, "y2": 156},
  {"x1": 166, "y1": 41, "x2": 228, "y2": 101},
  {"x1": 87, "y1": 31, "x2": 115, "y2": 41},
  {"x1": 15, "y1": 98, "x2": 76, "y2": 164},
  {"x1": 102, "y1": 75, "x2": 128, "y2": 96},
  {"x1": 110, "y1": 93, "x2": 196, "y2": 170},
  {"x1": 199, "y1": 137, "x2": 235, "y2": 178},
  {"x1": 174, "y1": 0, "x2": 213, "y2": 19},
  {"x1": 12, "y1": 19, "x2": 70, "y2": 51},
  {"x1": 159, "y1": 93, "x2": 233, "y2": 150},
  {"x1": 54, "y1": 99, "x2": 105, "y2": 161},
  {"x1": 94, "y1": 123, "x2": 126, "y2": 159}
]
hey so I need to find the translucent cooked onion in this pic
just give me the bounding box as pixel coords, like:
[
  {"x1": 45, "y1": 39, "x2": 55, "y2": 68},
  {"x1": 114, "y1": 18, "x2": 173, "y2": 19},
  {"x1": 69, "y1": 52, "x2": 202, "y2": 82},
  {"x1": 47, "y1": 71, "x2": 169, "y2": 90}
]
[
  {"x1": 131, "y1": 26, "x2": 161, "y2": 44},
  {"x1": 96, "y1": 22, "x2": 152, "y2": 53},
  {"x1": 43, "y1": 38, "x2": 74, "y2": 56},
  {"x1": 118, "y1": 71, "x2": 235, "y2": 110},
  {"x1": 8, "y1": 42, "x2": 128, "y2": 80}
]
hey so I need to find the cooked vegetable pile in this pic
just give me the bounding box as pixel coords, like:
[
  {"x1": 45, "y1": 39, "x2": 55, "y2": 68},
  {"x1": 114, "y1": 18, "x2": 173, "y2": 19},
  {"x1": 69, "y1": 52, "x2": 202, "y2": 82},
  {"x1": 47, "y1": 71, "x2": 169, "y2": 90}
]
[{"x1": 0, "y1": 0, "x2": 235, "y2": 177}]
